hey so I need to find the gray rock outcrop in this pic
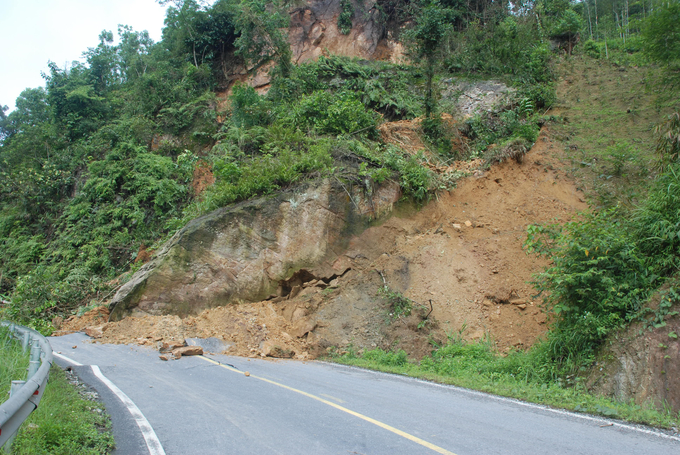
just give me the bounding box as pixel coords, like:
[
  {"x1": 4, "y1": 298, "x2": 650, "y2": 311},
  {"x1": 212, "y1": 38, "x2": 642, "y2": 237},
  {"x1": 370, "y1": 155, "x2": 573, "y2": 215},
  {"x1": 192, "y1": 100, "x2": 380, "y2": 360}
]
[
  {"x1": 588, "y1": 301, "x2": 680, "y2": 413},
  {"x1": 109, "y1": 178, "x2": 400, "y2": 320}
]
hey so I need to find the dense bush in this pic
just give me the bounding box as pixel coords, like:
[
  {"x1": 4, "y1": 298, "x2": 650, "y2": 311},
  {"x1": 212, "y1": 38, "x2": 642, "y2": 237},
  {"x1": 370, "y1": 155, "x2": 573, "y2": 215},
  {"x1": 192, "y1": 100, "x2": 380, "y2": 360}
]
[
  {"x1": 283, "y1": 90, "x2": 378, "y2": 136},
  {"x1": 268, "y1": 56, "x2": 422, "y2": 120},
  {"x1": 525, "y1": 163, "x2": 680, "y2": 374}
]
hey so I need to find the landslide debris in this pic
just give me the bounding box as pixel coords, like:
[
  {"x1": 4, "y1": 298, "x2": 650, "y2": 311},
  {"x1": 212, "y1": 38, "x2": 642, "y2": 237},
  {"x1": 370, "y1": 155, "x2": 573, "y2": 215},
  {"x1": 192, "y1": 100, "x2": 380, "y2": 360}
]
[
  {"x1": 107, "y1": 177, "x2": 402, "y2": 321},
  {"x1": 58, "y1": 127, "x2": 586, "y2": 360}
]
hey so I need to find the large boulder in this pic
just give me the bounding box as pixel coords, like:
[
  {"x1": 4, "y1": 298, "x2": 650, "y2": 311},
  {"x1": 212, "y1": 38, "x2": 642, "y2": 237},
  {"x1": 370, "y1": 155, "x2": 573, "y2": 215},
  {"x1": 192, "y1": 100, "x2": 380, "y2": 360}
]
[{"x1": 109, "y1": 178, "x2": 400, "y2": 321}]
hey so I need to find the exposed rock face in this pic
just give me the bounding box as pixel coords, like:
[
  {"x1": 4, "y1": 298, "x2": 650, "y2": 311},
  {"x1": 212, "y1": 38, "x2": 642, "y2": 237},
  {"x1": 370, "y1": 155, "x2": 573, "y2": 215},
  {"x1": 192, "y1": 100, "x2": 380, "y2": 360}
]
[
  {"x1": 242, "y1": 1, "x2": 405, "y2": 90},
  {"x1": 109, "y1": 179, "x2": 400, "y2": 321},
  {"x1": 289, "y1": 0, "x2": 400, "y2": 64},
  {"x1": 588, "y1": 301, "x2": 680, "y2": 412},
  {"x1": 441, "y1": 79, "x2": 516, "y2": 119}
]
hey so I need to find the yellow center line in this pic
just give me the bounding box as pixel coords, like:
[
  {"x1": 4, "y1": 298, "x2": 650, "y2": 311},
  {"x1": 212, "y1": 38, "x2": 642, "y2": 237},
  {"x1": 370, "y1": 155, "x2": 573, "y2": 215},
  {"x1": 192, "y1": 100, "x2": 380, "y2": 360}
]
[
  {"x1": 320, "y1": 393, "x2": 345, "y2": 403},
  {"x1": 198, "y1": 355, "x2": 456, "y2": 455}
]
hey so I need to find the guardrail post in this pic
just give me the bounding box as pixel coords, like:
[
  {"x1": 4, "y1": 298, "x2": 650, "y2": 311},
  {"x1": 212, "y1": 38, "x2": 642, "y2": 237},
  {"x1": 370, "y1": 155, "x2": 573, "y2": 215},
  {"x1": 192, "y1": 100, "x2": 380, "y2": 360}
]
[
  {"x1": 21, "y1": 331, "x2": 30, "y2": 353},
  {"x1": 2, "y1": 381, "x2": 26, "y2": 453},
  {"x1": 27, "y1": 340, "x2": 41, "y2": 379}
]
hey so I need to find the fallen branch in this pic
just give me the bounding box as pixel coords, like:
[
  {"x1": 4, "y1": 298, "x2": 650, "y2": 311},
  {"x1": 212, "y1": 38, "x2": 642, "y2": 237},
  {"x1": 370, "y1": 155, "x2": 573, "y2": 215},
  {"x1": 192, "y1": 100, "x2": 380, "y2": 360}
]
[
  {"x1": 425, "y1": 299, "x2": 433, "y2": 320},
  {"x1": 375, "y1": 269, "x2": 387, "y2": 289}
]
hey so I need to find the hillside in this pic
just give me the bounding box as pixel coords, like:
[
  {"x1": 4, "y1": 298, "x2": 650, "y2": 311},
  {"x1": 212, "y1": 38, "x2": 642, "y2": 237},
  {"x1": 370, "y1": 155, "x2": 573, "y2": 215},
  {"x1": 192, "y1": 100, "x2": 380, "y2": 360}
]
[
  {"x1": 2, "y1": 0, "x2": 680, "y2": 429},
  {"x1": 57, "y1": 126, "x2": 585, "y2": 359}
]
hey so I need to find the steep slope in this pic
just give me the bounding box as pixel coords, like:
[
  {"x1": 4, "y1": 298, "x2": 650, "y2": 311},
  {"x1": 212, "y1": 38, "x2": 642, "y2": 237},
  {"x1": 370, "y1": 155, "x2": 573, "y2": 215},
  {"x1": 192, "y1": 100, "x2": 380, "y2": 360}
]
[{"x1": 56, "y1": 126, "x2": 586, "y2": 359}]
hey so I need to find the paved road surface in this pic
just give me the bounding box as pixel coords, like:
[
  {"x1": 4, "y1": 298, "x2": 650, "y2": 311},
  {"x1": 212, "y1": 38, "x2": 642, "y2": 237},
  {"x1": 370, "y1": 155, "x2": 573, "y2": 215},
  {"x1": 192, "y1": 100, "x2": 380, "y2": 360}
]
[{"x1": 49, "y1": 333, "x2": 680, "y2": 455}]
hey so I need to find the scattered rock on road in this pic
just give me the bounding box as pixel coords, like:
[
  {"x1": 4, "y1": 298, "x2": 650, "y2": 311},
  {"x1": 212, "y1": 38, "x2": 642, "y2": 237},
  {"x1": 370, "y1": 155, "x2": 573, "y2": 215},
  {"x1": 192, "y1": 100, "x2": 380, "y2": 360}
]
[
  {"x1": 185, "y1": 337, "x2": 233, "y2": 354},
  {"x1": 172, "y1": 346, "x2": 203, "y2": 358},
  {"x1": 85, "y1": 325, "x2": 106, "y2": 339},
  {"x1": 159, "y1": 341, "x2": 187, "y2": 353}
]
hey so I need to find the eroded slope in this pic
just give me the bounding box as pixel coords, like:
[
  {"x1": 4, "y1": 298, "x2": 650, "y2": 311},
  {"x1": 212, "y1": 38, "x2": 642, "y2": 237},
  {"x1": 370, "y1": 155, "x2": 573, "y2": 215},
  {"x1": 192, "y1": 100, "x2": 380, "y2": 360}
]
[{"x1": 57, "y1": 127, "x2": 586, "y2": 359}]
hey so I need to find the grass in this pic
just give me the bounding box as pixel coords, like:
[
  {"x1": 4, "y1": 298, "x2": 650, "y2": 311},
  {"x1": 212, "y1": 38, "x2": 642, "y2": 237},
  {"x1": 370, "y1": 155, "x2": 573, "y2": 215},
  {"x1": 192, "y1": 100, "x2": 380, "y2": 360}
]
[
  {"x1": 0, "y1": 327, "x2": 114, "y2": 454},
  {"x1": 0, "y1": 328, "x2": 29, "y2": 399},
  {"x1": 329, "y1": 340, "x2": 680, "y2": 431},
  {"x1": 10, "y1": 366, "x2": 115, "y2": 455},
  {"x1": 552, "y1": 52, "x2": 670, "y2": 208}
]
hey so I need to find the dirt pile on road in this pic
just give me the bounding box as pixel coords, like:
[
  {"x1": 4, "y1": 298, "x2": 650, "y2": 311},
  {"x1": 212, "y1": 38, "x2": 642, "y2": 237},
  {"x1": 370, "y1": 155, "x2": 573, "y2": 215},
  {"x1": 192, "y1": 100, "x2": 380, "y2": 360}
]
[{"x1": 59, "y1": 127, "x2": 586, "y2": 360}]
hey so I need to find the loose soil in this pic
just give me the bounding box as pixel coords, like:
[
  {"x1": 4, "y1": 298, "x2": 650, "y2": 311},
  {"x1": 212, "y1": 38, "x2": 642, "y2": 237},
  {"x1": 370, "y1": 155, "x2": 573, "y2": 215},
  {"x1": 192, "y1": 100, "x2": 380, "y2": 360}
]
[{"x1": 56, "y1": 126, "x2": 587, "y2": 360}]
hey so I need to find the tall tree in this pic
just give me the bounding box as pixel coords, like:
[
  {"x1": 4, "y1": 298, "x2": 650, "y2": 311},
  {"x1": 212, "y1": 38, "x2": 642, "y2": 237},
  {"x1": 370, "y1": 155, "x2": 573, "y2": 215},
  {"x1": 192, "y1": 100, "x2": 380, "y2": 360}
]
[
  {"x1": 231, "y1": 0, "x2": 292, "y2": 77},
  {"x1": 408, "y1": 1, "x2": 452, "y2": 120}
]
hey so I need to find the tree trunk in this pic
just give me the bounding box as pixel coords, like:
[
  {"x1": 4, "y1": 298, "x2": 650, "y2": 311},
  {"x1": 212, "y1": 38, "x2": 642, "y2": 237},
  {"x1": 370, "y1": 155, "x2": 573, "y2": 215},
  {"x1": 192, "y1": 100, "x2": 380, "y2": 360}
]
[
  {"x1": 594, "y1": 0, "x2": 599, "y2": 40},
  {"x1": 425, "y1": 56, "x2": 434, "y2": 119}
]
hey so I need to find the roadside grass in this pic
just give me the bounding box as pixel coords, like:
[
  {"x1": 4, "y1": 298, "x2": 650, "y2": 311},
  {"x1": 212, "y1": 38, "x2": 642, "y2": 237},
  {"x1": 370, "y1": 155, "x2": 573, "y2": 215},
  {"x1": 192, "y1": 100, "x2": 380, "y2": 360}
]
[
  {"x1": 329, "y1": 341, "x2": 680, "y2": 431},
  {"x1": 0, "y1": 327, "x2": 114, "y2": 454},
  {"x1": 553, "y1": 52, "x2": 667, "y2": 208},
  {"x1": 10, "y1": 365, "x2": 115, "y2": 455},
  {"x1": 0, "y1": 327, "x2": 29, "y2": 399}
]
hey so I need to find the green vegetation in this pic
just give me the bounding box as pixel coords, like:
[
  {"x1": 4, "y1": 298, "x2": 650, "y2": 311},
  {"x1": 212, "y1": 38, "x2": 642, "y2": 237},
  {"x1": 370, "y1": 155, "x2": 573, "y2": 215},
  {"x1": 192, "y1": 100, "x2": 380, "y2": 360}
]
[
  {"x1": 331, "y1": 340, "x2": 680, "y2": 428},
  {"x1": 1, "y1": 0, "x2": 554, "y2": 331},
  {"x1": 1, "y1": 0, "x2": 680, "y2": 430},
  {"x1": 0, "y1": 328, "x2": 29, "y2": 399},
  {"x1": 338, "y1": 0, "x2": 354, "y2": 35},
  {"x1": 0, "y1": 328, "x2": 113, "y2": 454},
  {"x1": 525, "y1": 162, "x2": 680, "y2": 375},
  {"x1": 519, "y1": 0, "x2": 680, "y2": 379},
  {"x1": 10, "y1": 366, "x2": 114, "y2": 455}
]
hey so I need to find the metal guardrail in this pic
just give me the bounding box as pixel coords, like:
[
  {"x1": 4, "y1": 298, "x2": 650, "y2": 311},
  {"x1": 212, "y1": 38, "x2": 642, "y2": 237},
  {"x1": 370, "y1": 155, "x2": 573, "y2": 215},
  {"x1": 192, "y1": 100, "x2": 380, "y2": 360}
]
[{"x1": 0, "y1": 321, "x2": 53, "y2": 450}]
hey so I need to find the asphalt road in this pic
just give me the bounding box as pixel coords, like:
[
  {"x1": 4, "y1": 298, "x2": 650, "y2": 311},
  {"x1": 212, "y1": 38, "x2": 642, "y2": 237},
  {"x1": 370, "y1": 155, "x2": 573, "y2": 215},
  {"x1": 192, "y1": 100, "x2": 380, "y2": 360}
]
[{"x1": 49, "y1": 333, "x2": 680, "y2": 455}]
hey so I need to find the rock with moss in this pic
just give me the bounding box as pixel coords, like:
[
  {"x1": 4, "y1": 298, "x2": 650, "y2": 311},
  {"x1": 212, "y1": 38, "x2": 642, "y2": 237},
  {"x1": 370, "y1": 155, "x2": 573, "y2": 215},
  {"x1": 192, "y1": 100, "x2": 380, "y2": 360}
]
[{"x1": 109, "y1": 178, "x2": 400, "y2": 320}]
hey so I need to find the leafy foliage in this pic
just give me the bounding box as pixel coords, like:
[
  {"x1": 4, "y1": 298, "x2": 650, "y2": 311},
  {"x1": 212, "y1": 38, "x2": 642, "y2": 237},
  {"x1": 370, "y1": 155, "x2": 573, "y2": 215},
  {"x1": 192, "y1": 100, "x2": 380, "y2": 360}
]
[
  {"x1": 268, "y1": 55, "x2": 423, "y2": 121},
  {"x1": 642, "y1": 2, "x2": 680, "y2": 70},
  {"x1": 525, "y1": 163, "x2": 680, "y2": 375},
  {"x1": 338, "y1": 0, "x2": 354, "y2": 35},
  {"x1": 284, "y1": 90, "x2": 378, "y2": 136},
  {"x1": 654, "y1": 112, "x2": 680, "y2": 170},
  {"x1": 232, "y1": 0, "x2": 292, "y2": 76}
]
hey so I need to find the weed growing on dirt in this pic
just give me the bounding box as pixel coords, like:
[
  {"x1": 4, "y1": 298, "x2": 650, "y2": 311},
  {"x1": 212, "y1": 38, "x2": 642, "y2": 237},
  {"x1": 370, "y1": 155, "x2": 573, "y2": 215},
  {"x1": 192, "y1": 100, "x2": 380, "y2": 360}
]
[
  {"x1": 377, "y1": 283, "x2": 434, "y2": 325},
  {"x1": 379, "y1": 287, "x2": 414, "y2": 319}
]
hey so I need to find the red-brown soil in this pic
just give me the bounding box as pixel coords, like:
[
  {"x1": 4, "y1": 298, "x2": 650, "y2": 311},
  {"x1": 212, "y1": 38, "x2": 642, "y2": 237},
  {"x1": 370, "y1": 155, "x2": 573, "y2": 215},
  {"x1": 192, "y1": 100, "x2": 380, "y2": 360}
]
[{"x1": 56, "y1": 126, "x2": 587, "y2": 360}]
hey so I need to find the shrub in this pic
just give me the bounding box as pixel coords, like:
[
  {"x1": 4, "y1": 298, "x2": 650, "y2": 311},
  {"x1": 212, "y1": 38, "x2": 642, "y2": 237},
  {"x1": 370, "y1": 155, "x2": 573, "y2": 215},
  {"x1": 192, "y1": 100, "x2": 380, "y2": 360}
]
[
  {"x1": 583, "y1": 40, "x2": 601, "y2": 59},
  {"x1": 384, "y1": 149, "x2": 433, "y2": 201},
  {"x1": 286, "y1": 90, "x2": 378, "y2": 137},
  {"x1": 337, "y1": 0, "x2": 353, "y2": 35},
  {"x1": 526, "y1": 165, "x2": 680, "y2": 374},
  {"x1": 230, "y1": 84, "x2": 273, "y2": 128}
]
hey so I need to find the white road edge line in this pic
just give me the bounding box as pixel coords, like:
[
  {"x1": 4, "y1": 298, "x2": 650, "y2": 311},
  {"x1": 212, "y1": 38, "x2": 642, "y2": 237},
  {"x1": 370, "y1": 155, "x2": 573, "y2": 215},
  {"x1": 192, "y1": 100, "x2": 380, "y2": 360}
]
[
  {"x1": 90, "y1": 365, "x2": 166, "y2": 455},
  {"x1": 53, "y1": 352, "x2": 83, "y2": 366},
  {"x1": 53, "y1": 354, "x2": 165, "y2": 455},
  {"x1": 322, "y1": 361, "x2": 680, "y2": 443}
]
